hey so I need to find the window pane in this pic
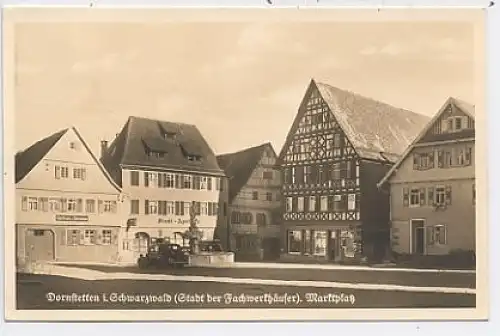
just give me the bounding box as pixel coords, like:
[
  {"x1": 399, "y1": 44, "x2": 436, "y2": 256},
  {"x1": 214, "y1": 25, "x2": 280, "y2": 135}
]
[{"x1": 287, "y1": 230, "x2": 302, "y2": 253}]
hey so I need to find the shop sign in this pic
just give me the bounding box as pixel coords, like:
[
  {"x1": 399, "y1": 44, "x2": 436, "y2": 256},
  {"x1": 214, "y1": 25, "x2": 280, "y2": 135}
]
[
  {"x1": 158, "y1": 218, "x2": 190, "y2": 225},
  {"x1": 55, "y1": 214, "x2": 89, "y2": 222}
]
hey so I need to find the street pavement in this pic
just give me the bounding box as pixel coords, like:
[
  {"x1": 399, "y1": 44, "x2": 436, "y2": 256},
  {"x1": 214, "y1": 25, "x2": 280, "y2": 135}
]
[
  {"x1": 57, "y1": 263, "x2": 476, "y2": 290},
  {"x1": 15, "y1": 262, "x2": 476, "y2": 310},
  {"x1": 16, "y1": 273, "x2": 475, "y2": 309}
]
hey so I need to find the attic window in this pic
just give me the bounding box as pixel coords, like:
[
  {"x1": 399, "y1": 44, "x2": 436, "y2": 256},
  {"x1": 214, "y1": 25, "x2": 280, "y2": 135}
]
[
  {"x1": 158, "y1": 122, "x2": 178, "y2": 140},
  {"x1": 180, "y1": 143, "x2": 203, "y2": 162},
  {"x1": 69, "y1": 142, "x2": 76, "y2": 149},
  {"x1": 147, "y1": 150, "x2": 165, "y2": 159}
]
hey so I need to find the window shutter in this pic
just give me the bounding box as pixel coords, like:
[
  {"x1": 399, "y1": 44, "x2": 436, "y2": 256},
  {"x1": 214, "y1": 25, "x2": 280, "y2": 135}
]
[
  {"x1": 413, "y1": 154, "x2": 419, "y2": 170},
  {"x1": 144, "y1": 172, "x2": 149, "y2": 187},
  {"x1": 157, "y1": 173, "x2": 163, "y2": 188},
  {"x1": 445, "y1": 185, "x2": 452, "y2": 205},
  {"x1": 429, "y1": 151, "x2": 435, "y2": 168},
  {"x1": 462, "y1": 116, "x2": 469, "y2": 129},
  {"x1": 207, "y1": 177, "x2": 212, "y2": 190},
  {"x1": 41, "y1": 198, "x2": 49, "y2": 212},
  {"x1": 196, "y1": 202, "x2": 201, "y2": 215},
  {"x1": 427, "y1": 187, "x2": 435, "y2": 205},
  {"x1": 76, "y1": 199, "x2": 83, "y2": 213},
  {"x1": 426, "y1": 226, "x2": 434, "y2": 246},
  {"x1": 292, "y1": 197, "x2": 297, "y2": 212},
  {"x1": 55, "y1": 166, "x2": 61, "y2": 179},
  {"x1": 180, "y1": 202, "x2": 185, "y2": 216},
  {"x1": 62, "y1": 199, "x2": 68, "y2": 213},
  {"x1": 419, "y1": 188, "x2": 426, "y2": 206},
  {"x1": 112, "y1": 231, "x2": 118, "y2": 245},
  {"x1": 145, "y1": 200, "x2": 149, "y2": 215},
  {"x1": 437, "y1": 150, "x2": 444, "y2": 168},
  {"x1": 59, "y1": 228, "x2": 66, "y2": 246},
  {"x1": 79, "y1": 230, "x2": 85, "y2": 245},
  {"x1": 195, "y1": 176, "x2": 200, "y2": 190},
  {"x1": 98, "y1": 200, "x2": 103, "y2": 213},
  {"x1": 208, "y1": 203, "x2": 213, "y2": 216},
  {"x1": 175, "y1": 174, "x2": 181, "y2": 189},
  {"x1": 465, "y1": 147, "x2": 472, "y2": 166},
  {"x1": 403, "y1": 187, "x2": 409, "y2": 207},
  {"x1": 21, "y1": 196, "x2": 28, "y2": 211},
  {"x1": 175, "y1": 201, "x2": 180, "y2": 215}
]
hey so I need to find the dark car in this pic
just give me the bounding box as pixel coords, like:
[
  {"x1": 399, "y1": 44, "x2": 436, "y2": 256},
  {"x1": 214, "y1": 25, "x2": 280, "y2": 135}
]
[
  {"x1": 199, "y1": 240, "x2": 223, "y2": 252},
  {"x1": 137, "y1": 243, "x2": 190, "y2": 269}
]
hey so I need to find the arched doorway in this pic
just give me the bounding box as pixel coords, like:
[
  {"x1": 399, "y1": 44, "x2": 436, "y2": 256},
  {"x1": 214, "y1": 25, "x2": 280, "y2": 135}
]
[{"x1": 134, "y1": 232, "x2": 150, "y2": 256}]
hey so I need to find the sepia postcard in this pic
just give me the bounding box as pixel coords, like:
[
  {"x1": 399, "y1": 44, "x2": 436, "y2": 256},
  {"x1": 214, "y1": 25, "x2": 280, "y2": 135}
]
[{"x1": 2, "y1": 7, "x2": 488, "y2": 321}]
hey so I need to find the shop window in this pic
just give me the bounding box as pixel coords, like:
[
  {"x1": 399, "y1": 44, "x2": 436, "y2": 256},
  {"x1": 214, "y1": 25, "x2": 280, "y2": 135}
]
[
  {"x1": 287, "y1": 230, "x2": 302, "y2": 254},
  {"x1": 313, "y1": 230, "x2": 327, "y2": 256}
]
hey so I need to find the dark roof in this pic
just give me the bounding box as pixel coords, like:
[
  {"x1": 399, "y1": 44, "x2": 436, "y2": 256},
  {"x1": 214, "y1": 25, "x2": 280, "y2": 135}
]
[
  {"x1": 378, "y1": 96, "x2": 475, "y2": 187},
  {"x1": 451, "y1": 97, "x2": 475, "y2": 118},
  {"x1": 15, "y1": 128, "x2": 68, "y2": 183},
  {"x1": 279, "y1": 79, "x2": 431, "y2": 163},
  {"x1": 15, "y1": 127, "x2": 122, "y2": 192},
  {"x1": 217, "y1": 142, "x2": 277, "y2": 203},
  {"x1": 101, "y1": 116, "x2": 225, "y2": 186}
]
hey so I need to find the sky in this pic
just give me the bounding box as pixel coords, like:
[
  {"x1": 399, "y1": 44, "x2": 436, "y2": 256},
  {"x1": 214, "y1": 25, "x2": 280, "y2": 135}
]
[{"x1": 13, "y1": 20, "x2": 475, "y2": 157}]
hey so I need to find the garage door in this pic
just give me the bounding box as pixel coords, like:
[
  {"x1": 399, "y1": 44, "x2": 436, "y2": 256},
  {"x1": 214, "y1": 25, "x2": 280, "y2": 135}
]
[{"x1": 25, "y1": 229, "x2": 55, "y2": 262}]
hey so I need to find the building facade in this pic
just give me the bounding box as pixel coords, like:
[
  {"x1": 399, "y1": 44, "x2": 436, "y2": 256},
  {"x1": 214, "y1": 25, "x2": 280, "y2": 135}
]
[
  {"x1": 378, "y1": 98, "x2": 475, "y2": 255},
  {"x1": 15, "y1": 127, "x2": 126, "y2": 265},
  {"x1": 217, "y1": 143, "x2": 282, "y2": 261},
  {"x1": 277, "y1": 79, "x2": 430, "y2": 263},
  {"x1": 100, "y1": 116, "x2": 228, "y2": 259}
]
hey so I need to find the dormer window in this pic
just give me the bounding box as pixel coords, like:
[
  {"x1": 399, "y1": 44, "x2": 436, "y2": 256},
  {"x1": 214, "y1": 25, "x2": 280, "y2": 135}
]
[
  {"x1": 180, "y1": 143, "x2": 203, "y2": 162},
  {"x1": 158, "y1": 122, "x2": 179, "y2": 141},
  {"x1": 163, "y1": 132, "x2": 176, "y2": 140},
  {"x1": 142, "y1": 137, "x2": 167, "y2": 159},
  {"x1": 147, "y1": 151, "x2": 165, "y2": 159}
]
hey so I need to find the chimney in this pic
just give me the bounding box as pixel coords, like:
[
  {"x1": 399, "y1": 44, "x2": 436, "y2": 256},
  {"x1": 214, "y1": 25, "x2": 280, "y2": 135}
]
[{"x1": 100, "y1": 140, "x2": 108, "y2": 159}]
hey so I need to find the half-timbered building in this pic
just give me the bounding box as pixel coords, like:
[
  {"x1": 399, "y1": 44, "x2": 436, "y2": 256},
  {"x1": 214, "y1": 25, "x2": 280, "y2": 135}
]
[
  {"x1": 278, "y1": 79, "x2": 430, "y2": 263},
  {"x1": 217, "y1": 143, "x2": 282, "y2": 261},
  {"x1": 378, "y1": 97, "x2": 475, "y2": 256}
]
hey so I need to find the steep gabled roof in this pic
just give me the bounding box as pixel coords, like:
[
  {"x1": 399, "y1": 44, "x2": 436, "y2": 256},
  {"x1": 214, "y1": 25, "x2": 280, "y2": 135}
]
[
  {"x1": 101, "y1": 116, "x2": 225, "y2": 186},
  {"x1": 15, "y1": 128, "x2": 68, "y2": 183},
  {"x1": 217, "y1": 142, "x2": 277, "y2": 203},
  {"x1": 15, "y1": 127, "x2": 122, "y2": 192},
  {"x1": 278, "y1": 79, "x2": 431, "y2": 163},
  {"x1": 377, "y1": 97, "x2": 476, "y2": 188}
]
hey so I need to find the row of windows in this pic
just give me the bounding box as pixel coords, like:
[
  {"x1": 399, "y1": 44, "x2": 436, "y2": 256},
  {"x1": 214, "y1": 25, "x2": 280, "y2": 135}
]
[
  {"x1": 413, "y1": 147, "x2": 473, "y2": 170},
  {"x1": 130, "y1": 171, "x2": 223, "y2": 191},
  {"x1": 238, "y1": 190, "x2": 280, "y2": 202},
  {"x1": 130, "y1": 200, "x2": 221, "y2": 216},
  {"x1": 285, "y1": 194, "x2": 358, "y2": 213},
  {"x1": 63, "y1": 229, "x2": 117, "y2": 246},
  {"x1": 283, "y1": 161, "x2": 358, "y2": 185},
  {"x1": 230, "y1": 211, "x2": 270, "y2": 226},
  {"x1": 404, "y1": 184, "x2": 475, "y2": 207},
  {"x1": 54, "y1": 165, "x2": 87, "y2": 181},
  {"x1": 21, "y1": 196, "x2": 117, "y2": 214},
  {"x1": 287, "y1": 229, "x2": 359, "y2": 256}
]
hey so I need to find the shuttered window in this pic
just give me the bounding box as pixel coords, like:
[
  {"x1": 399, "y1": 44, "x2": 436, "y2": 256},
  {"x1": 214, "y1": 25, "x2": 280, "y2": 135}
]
[{"x1": 402, "y1": 187, "x2": 409, "y2": 207}]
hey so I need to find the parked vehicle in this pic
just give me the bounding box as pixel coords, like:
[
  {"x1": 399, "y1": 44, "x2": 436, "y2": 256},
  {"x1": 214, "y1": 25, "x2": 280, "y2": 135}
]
[
  {"x1": 137, "y1": 243, "x2": 190, "y2": 269},
  {"x1": 199, "y1": 240, "x2": 223, "y2": 252}
]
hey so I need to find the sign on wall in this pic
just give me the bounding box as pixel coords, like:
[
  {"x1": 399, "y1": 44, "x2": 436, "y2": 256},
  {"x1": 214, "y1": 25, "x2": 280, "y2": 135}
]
[
  {"x1": 55, "y1": 214, "x2": 89, "y2": 222},
  {"x1": 158, "y1": 218, "x2": 191, "y2": 225}
]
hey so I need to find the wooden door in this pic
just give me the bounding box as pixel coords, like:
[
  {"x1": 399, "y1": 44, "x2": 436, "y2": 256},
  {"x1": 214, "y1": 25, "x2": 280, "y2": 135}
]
[{"x1": 25, "y1": 229, "x2": 54, "y2": 262}]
